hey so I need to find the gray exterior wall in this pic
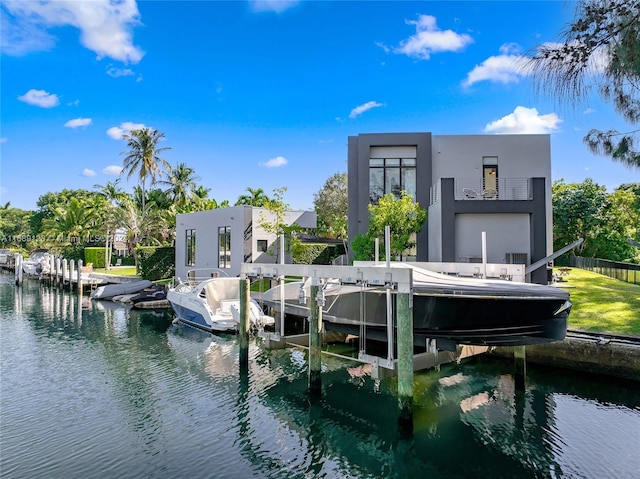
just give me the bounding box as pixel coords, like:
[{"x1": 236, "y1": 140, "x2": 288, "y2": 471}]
[
  {"x1": 348, "y1": 132, "x2": 431, "y2": 259},
  {"x1": 347, "y1": 132, "x2": 552, "y2": 284}
]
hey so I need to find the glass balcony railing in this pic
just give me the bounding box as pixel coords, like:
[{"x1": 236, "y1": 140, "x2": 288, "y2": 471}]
[{"x1": 429, "y1": 178, "x2": 532, "y2": 205}]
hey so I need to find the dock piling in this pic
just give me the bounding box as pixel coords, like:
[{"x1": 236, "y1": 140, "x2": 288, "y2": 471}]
[
  {"x1": 397, "y1": 288, "x2": 414, "y2": 433},
  {"x1": 308, "y1": 279, "x2": 323, "y2": 398},
  {"x1": 239, "y1": 277, "x2": 250, "y2": 369}
]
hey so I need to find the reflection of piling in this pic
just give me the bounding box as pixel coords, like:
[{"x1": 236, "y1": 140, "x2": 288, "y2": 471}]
[
  {"x1": 238, "y1": 278, "x2": 250, "y2": 369},
  {"x1": 397, "y1": 290, "x2": 414, "y2": 433},
  {"x1": 309, "y1": 281, "x2": 322, "y2": 398},
  {"x1": 514, "y1": 346, "x2": 526, "y2": 390}
]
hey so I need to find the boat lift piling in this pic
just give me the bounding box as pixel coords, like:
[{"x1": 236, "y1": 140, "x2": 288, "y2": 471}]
[
  {"x1": 240, "y1": 263, "x2": 415, "y2": 424},
  {"x1": 238, "y1": 277, "x2": 251, "y2": 370},
  {"x1": 308, "y1": 277, "x2": 322, "y2": 397}
]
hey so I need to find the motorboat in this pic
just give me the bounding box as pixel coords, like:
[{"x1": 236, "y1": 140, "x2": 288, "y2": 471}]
[
  {"x1": 167, "y1": 276, "x2": 275, "y2": 333},
  {"x1": 22, "y1": 251, "x2": 52, "y2": 277},
  {"x1": 261, "y1": 263, "x2": 571, "y2": 350}
]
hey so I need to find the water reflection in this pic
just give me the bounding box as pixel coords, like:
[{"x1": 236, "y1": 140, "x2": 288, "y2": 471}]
[{"x1": 2, "y1": 272, "x2": 639, "y2": 479}]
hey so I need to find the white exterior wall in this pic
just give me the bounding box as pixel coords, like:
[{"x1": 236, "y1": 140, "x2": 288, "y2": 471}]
[
  {"x1": 428, "y1": 203, "x2": 443, "y2": 261},
  {"x1": 431, "y1": 134, "x2": 553, "y2": 256},
  {"x1": 175, "y1": 206, "x2": 316, "y2": 280},
  {"x1": 455, "y1": 214, "x2": 530, "y2": 263}
]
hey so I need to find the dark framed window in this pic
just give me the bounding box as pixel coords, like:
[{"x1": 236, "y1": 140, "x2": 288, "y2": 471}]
[
  {"x1": 185, "y1": 229, "x2": 196, "y2": 266},
  {"x1": 218, "y1": 226, "x2": 231, "y2": 269},
  {"x1": 369, "y1": 157, "x2": 416, "y2": 203},
  {"x1": 257, "y1": 239, "x2": 268, "y2": 252}
]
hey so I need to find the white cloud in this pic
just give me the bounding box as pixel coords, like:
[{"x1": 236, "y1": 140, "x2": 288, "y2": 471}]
[
  {"x1": 82, "y1": 169, "x2": 96, "y2": 177},
  {"x1": 584, "y1": 108, "x2": 596, "y2": 114},
  {"x1": 107, "y1": 66, "x2": 135, "y2": 78},
  {"x1": 261, "y1": 156, "x2": 288, "y2": 168},
  {"x1": 349, "y1": 101, "x2": 384, "y2": 119},
  {"x1": 64, "y1": 118, "x2": 92, "y2": 128},
  {"x1": 103, "y1": 165, "x2": 123, "y2": 175},
  {"x1": 1, "y1": 0, "x2": 144, "y2": 63},
  {"x1": 0, "y1": 138, "x2": 7, "y2": 144},
  {"x1": 18, "y1": 89, "x2": 59, "y2": 108},
  {"x1": 395, "y1": 15, "x2": 473, "y2": 60},
  {"x1": 463, "y1": 43, "x2": 527, "y2": 87},
  {"x1": 249, "y1": 0, "x2": 299, "y2": 13},
  {"x1": 484, "y1": 106, "x2": 562, "y2": 134},
  {"x1": 106, "y1": 122, "x2": 146, "y2": 140}
]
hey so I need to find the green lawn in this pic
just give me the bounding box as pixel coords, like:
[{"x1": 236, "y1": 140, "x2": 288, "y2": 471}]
[{"x1": 555, "y1": 268, "x2": 640, "y2": 336}]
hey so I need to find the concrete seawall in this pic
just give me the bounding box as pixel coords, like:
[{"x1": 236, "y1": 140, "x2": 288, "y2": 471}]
[{"x1": 491, "y1": 332, "x2": 640, "y2": 381}]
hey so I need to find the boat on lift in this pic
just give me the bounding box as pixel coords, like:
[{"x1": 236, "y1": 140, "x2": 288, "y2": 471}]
[{"x1": 261, "y1": 262, "x2": 571, "y2": 350}]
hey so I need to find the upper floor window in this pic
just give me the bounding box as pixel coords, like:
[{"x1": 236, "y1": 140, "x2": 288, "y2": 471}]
[
  {"x1": 369, "y1": 146, "x2": 416, "y2": 203},
  {"x1": 185, "y1": 229, "x2": 196, "y2": 266}
]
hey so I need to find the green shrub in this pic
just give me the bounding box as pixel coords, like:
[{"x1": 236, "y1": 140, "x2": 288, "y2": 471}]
[
  {"x1": 136, "y1": 246, "x2": 175, "y2": 280},
  {"x1": 292, "y1": 238, "x2": 346, "y2": 265},
  {"x1": 84, "y1": 247, "x2": 106, "y2": 268}
]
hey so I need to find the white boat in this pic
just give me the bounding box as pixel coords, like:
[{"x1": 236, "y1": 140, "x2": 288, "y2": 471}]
[
  {"x1": 22, "y1": 251, "x2": 52, "y2": 276},
  {"x1": 90, "y1": 279, "x2": 154, "y2": 300},
  {"x1": 167, "y1": 277, "x2": 275, "y2": 333}
]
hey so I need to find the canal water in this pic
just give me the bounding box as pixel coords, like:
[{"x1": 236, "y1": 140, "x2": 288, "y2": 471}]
[{"x1": 1, "y1": 272, "x2": 639, "y2": 479}]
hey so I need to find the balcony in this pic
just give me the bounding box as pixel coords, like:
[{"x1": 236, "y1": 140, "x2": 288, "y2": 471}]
[{"x1": 429, "y1": 178, "x2": 532, "y2": 205}]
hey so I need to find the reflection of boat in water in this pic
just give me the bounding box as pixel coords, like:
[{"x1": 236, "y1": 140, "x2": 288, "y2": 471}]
[
  {"x1": 22, "y1": 250, "x2": 51, "y2": 277},
  {"x1": 167, "y1": 277, "x2": 275, "y2": 333},
  {"x1": 262, "y1": 263, "x2": 571, "y2": 349}
]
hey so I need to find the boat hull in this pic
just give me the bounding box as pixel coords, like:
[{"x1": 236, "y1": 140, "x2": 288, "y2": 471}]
[{"x1": 263, "y1": 279, "x2": 570, "y2": 349}]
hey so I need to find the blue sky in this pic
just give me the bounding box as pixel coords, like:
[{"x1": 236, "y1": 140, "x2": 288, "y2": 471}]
[{"x1": 1, "y1": 0, "x2": 637, "y2": 212}]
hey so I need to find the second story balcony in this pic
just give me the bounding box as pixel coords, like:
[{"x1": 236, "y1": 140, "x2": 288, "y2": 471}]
[{"x1": 430, "y1": 178, "x2": 532, "y2": 205}]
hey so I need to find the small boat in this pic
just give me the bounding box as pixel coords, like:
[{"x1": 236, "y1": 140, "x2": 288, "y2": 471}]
[
  {"x1": 261, "y1": 262, "x2": 571, "y2": 350},
  {"x1": 22, "y1": 250, "x2": 52, "y2": 277},
  {"x1": 90, "y1": 279, "x2": 153, "y2": 300},
  {"x1": 167, "y1": 277, "x2": 275, "y2": 333}
]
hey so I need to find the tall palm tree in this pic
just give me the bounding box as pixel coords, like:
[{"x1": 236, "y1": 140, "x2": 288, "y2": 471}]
[
  {"x1": 120, "y1": 128, "x2": 171, "y2": 209},
  {"x1": 235, "y1": 187, "x2": 270, "y2": 207},
  {"x1": 94, "y1": 179, "x2": 127, "y2": 269},
  {"x1": 160, "y1": 162, "x2": 200, "y2": 210}
]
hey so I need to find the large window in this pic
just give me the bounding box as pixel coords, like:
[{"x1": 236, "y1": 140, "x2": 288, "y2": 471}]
[
  {"x1": 369, "y1": 146, "x2": 417, "y2": 203},
  {"x1": 218, "y1": 226, "x2": 231, "y2": 269},
  {"x1": 185, "y1": 229, "x2": 196, "y2": 266}
]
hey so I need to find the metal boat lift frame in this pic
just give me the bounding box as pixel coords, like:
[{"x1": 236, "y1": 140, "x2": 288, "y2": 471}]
[{"x1": 240, "y1": 262, "x2": 416, "y2": 422}]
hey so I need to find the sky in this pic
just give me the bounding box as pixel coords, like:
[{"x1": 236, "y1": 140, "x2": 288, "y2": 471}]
[{"x1": 1, "y1": 0, "x2": 638, "y2": 212}]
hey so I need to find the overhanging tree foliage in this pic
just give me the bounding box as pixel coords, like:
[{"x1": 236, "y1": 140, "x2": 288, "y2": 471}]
[
  {"x1": 352, "y1": 192, "x2": 427, "y2": 261},
  {"x1": 528, "y1": 0, "x2": 640, "y2": 167},
  {"x1": 313, "y1": 172, "x2": 348, "y2": 241}
]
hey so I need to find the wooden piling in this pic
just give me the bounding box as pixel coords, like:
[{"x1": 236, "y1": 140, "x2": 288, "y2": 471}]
[
  {"x1": 77, "y1": 260, "x2": 83, "y2": 295},
  {"x1": 238, "y1": 277, "x2": 250, "y2": 369},
  {"x1": 308, "y1": 281, "x2": 322, "y2": 397},
  {"x1": 15, "y1": 254, "x2": 23, "y2": 285},
  {"x1": 396, "y1": 290, "x2": 414, "y2": 431}
]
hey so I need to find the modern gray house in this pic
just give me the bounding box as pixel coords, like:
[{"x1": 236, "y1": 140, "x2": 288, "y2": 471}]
[
  {"x1": 348, "y1": 132, "x2": 553, "y2": 284},
  {"x1": 174, "y1": 206, "x2": 316, "y2": 280}
]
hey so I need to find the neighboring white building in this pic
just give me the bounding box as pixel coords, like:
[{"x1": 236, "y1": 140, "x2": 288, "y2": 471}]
[
  {"x1": 348, "y1": 132, "x2": 554, "y2": 284},
  {"x1": 174, "y1": 205, "x2": 316, "y2": 279}
]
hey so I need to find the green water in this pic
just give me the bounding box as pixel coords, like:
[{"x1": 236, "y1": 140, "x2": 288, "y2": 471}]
[{"x1": 1, "y1": 273, "x2": 639, "y2": 478}]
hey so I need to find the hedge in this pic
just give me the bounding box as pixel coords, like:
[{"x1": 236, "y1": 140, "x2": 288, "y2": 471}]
[
  {"x1": 135, "y1": 246, "x2": 175, "y2": 281},
  {"x1": 84, "y1": 247, "x2": 106, "y2": 269},
  {"x1": 292, "y1": 240, "x2": 346, "y2": 265}
]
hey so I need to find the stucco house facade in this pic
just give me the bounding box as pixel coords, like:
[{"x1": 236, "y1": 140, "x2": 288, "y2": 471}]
[
  {"x1": 348, "y1": 132, "x2": 554, "y2": 284},
  {"x1": 174, "y1": 206, "x2": 316, "y2": 280}
]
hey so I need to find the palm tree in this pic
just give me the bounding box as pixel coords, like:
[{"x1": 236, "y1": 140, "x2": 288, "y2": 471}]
[
  {"x1": 120, "y1": 128, "x2": 171, "y2": 209},
  {"x1": 160, "y1": 162, "x2": 200, "y2": 210},
  {"x1": 235, "y1": 187, "x2": 270, "y2": 207},
  {"x1": 94, "y1": 179, "x2": 127, "y2": 269}
]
